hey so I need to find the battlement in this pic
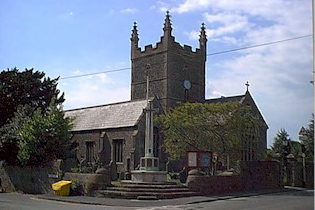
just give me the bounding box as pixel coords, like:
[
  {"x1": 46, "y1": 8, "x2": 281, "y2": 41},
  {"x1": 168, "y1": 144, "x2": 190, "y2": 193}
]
[
  {"x1": 132, "y1": 35, "x2": 202, "y2": 59},
  {"x1": 131, "y1": 11, "x2": 206, "y2": 61}
]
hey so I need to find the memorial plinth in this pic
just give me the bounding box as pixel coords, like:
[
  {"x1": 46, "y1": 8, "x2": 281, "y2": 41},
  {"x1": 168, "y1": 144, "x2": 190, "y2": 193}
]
[{"x1": 131, "y1": 170, "x2": 167, "y2": 183}]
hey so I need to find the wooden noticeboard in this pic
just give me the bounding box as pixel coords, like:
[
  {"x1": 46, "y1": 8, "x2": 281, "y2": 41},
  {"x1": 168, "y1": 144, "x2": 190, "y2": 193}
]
[{"x1": 186, "y1": 151, "x2": 213, "y2": 170}]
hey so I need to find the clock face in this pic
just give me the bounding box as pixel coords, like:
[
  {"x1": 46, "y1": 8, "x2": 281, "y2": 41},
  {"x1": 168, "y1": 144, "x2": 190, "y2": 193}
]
[{"x1": 184, "y1": 79, "x2": 191, "y2": 90}]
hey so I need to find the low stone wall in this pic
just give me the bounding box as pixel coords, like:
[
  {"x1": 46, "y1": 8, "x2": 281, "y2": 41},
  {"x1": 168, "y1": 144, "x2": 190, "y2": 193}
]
[
  {"x1": 305, "y1": 162, "x2": 314, "y2": 189},
  {"x1": 186, "y1": 173, "x2": 243, "y2": 194},
  {"x1": 239, "y1": 160, "x2": 282, "y2": 190},
  {"x1": 64, "y1": 172, "x2": 111, "y2": 194},
  {"x1": 0, "y1": 162, "x2": 58, "y2": 194},
  {"x1": 186, "y1": 160, "x2": 282, "y2": 195}
]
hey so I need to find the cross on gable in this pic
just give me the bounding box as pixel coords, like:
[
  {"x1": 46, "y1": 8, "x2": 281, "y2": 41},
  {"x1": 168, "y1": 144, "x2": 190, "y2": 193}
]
[{"x1": 245, "y1": 81, "x2": 250, "y2": 92}]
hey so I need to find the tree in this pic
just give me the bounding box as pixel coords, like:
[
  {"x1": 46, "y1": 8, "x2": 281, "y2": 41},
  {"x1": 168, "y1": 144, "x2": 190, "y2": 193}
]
[
  {"x1": 0, "y1": 68, "x2": 72, "y2": 166},
  {"x1": 271, "y1": 128, "x2": 292, "y2": 155},
  {"x1": 17, "y1": 102, "x2": 73, "y2": 166},
  {"x1": 0, "y1": 67, "x2": 64, "y2": 127},
  {"x1": 155, "y1": 102, "x2": 261, "y2": 164},
  {"x1": 304, "y1": 114, "x2": 314, "y2": 160},
  {"x1": 0, "y1": 102, "x2": 73, "y2": 166},
  {"x1": 0, "y1": 105, "x2": 33, "y2": 165},
  {"x1": 271, "y1": 128, "x2": 303, "y2": 158}
]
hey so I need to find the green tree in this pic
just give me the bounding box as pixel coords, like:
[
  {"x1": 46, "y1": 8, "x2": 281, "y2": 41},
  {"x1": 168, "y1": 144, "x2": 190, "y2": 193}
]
[
  {"x1": 304, "y1": 114, "x2": 314, "y2": 160},
  {"x1": 0, "y1": 102, "x2": 73, "y2": 166},
  {"x1": 0, "y1": 68, "x2": 72, "y2": 166},
  {"x1": 0, "y1": 105, "x2": 33, "y2": 165},
  {"x1": 156, "y1": 102, "x2": 261, "y2": 163},
  {"x1": 271, "y1": 128, "x2": 292, "y2": 155},
  {"x1": 0, "y1": 67, "x2": 64, "y2": 127},
  {"x1": 17, "y1": 102, "x2": 73, "y2": 166}
]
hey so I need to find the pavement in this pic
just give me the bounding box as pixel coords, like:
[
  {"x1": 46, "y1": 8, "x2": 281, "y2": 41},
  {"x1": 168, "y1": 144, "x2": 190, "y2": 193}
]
[{"x1": 36, "y1": 187, "x2": 311, "y2": 208}]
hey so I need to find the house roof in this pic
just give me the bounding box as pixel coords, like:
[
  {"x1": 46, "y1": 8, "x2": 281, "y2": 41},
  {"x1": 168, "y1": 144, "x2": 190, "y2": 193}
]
[
  {"x1": 299, "y1": 126, "x2": 307, "y2": 136},
  {"x1": 65, "y1": 99, "x2": 148, "y2": 132}
]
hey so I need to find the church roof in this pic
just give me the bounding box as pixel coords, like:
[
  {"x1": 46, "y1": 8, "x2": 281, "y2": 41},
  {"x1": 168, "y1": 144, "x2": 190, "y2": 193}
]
[
  {"x1": 65, "y1": 99, "x2": 148, "y2": 131},
  {"x1": 205, "y1": 94, "x2": 246, "y2": 104},
  {"x1": 205, "y1": 91, "x2": 268, "y2": 128}
]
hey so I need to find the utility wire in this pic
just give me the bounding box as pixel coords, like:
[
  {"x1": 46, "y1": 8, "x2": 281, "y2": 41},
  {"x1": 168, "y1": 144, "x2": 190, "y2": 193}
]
[
  {"x1": 59, "y1": 34, "x2": 312, "y2": 80},
  {"x1": 207, "y1": 34, "x2": 312, "y2": 56},
  {"x1": 59, "y1": 67, "x2": 130, "y2": 80}
]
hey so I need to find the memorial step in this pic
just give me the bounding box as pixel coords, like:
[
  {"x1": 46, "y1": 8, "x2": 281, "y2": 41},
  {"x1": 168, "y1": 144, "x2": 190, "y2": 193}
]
[
  {"x1": 96, "y1": 189, "x2": 199, "y2": 199},
  {"x1": 95, "y1": 182, "x2": 200, "y2": 199},
  {"x1": 106, "y1": 186, "x2": 191, "y2": 192}
]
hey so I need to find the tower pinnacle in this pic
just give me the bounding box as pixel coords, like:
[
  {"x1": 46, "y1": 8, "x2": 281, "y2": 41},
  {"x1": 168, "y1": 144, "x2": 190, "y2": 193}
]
[
  {"x1": 163, "y1": 11, "x2": 172, "y2": 37},
  {"x1": 199, "y1": 22, "x2": 207, "y2": 46},
  {"x1": 131, "y1": 21, "x2": 139, "y2": 44},
  {"x1": 199, "y1": 22, "x2": 207, "y2": 60},
  {"x1": 131, "y1": 22, "x2": 139, "y2": 59}
]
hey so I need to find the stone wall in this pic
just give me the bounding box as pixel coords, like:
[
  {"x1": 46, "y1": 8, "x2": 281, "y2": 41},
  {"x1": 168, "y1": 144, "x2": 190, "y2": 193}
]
[
  {"x1": 186, "y1": 172, "x2": 243, "y2": 194},
  {"x1": 288, "y1": 161, "x2": 314, "y2": 189},
  {"x1": 186, "y1": 160, "x2": 282, "y2": 195},
  {"x1": 305, "y1": 162, "x2": 314, "y2": 189},
  {"x1": 64, "y1": 172, "x2": 110, "y2": 195},
  {"x1": 0, "y1": 162, "x2": 58, "y2": 194},
  {"x1": 239, "y1": 160, "x2": 282, "y2": 190}
]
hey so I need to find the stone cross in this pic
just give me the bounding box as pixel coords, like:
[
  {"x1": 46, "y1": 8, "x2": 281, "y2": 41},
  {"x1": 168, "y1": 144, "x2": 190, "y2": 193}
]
[{"x1": 145, "y1": 76, "x2": 155, "y2": 157}]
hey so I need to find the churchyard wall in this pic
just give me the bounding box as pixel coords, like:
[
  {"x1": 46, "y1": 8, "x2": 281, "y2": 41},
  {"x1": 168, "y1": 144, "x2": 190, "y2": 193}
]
[
  {"x1": 64, "y1": 172, "x2": 110, "y2": 195},
  {"x1": 186, "y1": 160, "x2": 283, "y2": 195},
  {"x1": 0, "y1": 161, "x2": 59, "y2": 194}
]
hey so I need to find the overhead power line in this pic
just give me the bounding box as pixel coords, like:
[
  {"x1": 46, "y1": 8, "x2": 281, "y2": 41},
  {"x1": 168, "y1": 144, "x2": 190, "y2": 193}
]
[
  {"x1": 59, "y1": 67, "x2": 130, "y2": 80},
  {"x1": 59, "y1": 34, "x2": 312, "y2": 80},
  {"x1": 207, "y1": 34, "x2": 312, "y2": 56}
]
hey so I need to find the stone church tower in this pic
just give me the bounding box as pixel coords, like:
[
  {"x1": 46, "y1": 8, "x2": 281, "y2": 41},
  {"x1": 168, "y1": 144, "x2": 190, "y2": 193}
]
[{"x1": 131, "y1": 12, "x2": 207, "y2": 111}]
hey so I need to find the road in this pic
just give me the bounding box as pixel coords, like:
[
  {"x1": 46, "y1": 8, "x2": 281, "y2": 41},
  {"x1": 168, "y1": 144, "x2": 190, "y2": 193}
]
[{"x1": 0, "y1": 190, "x2": 313, "y2": 210}]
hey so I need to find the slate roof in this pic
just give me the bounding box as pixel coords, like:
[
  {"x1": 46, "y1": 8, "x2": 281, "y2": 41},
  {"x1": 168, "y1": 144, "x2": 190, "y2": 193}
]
[
  {"x1": 65, "y1": 99, "x2": 148, "y2": 132},
  {"x1": 206, "y1": 92, "x2": 268, "y2": 128},
  {"x1": 205, "y1": 94, "x2": 246, "y2": 104}
]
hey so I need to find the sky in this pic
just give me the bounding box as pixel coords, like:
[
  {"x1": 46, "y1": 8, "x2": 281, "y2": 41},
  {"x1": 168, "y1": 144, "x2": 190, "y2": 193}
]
[{"x1": 0, "y1": 0, "x2": 313, "y2": 147}]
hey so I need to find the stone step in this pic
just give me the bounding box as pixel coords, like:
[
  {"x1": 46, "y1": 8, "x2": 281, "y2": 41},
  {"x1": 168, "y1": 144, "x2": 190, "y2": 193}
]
[
  {"x1": 96, "y1": 189, "x2": 199, "y2": 199},
  {"x1": 110, "y1": 184, "x2": 186, "y2": 189},
  {"x1": 106, "y1": 186, "x2": 190, "y2": 193},
  {"x1": 95, "y1": 181, "x2": 199, "y2": 199},
  {"x1": 119, "y1": 180, "x2": 179, "y2": 186}
]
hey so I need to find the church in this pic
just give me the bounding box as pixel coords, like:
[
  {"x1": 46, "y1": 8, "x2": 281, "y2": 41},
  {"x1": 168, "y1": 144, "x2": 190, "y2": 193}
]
[{"x1": 65, "y1": 12, "x2": 268, "y2": 177}]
